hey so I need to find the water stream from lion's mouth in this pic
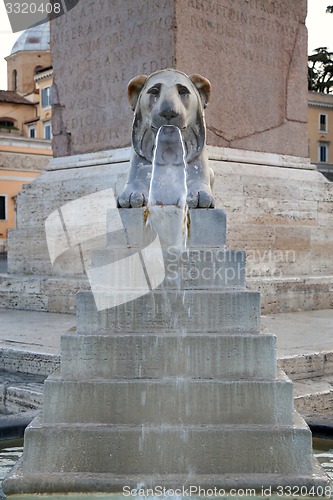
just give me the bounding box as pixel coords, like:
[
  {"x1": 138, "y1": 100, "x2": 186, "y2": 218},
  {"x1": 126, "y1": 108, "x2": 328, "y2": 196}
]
[{"x1": 146, "y1": 124, "x2": 188, "y2": 252}]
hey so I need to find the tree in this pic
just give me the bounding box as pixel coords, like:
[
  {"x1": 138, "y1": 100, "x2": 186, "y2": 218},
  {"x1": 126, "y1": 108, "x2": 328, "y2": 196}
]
[
  {"x1": 307, "y1": 6, "x2": 333, "y2": 92},
  {"x1": 308, "y1": 47, "x2": 333, "y2": 93}
]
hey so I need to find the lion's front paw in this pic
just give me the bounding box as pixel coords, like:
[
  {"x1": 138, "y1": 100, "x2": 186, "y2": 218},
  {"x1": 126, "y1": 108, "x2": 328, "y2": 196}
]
[
  {"x1": 117, "y1": 191, "x2": 148, "y2": 208},
  {"x1": 187, "y1": 190, "x2": 214, "y2": 208}
]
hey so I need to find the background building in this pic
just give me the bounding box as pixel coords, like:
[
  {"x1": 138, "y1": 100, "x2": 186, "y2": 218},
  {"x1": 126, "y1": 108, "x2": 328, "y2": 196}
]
[
  {"x1": 0, "y1": 23, "x2": 52, "y2": 253},
  {"x1": 308, "y1": 91, "x2": 333, "y2": 181}
]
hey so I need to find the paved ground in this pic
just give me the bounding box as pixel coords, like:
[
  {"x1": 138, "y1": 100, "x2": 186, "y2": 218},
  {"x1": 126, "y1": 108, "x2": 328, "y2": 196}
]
[
  {"x1": 0, "y1": 306, "x2": 332, "y2": 359},
  {"x1": 262, "y1": 309, "x2": 333, "y2": 358},
  {"x1": 0, "y1": 309, "x2": 74, "y2": 356}
]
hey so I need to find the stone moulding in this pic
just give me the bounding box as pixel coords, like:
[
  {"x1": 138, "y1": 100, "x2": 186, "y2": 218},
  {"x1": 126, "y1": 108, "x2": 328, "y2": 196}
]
[{"x1": 46, "y1": 146, "x2": 315, "y2": 172}]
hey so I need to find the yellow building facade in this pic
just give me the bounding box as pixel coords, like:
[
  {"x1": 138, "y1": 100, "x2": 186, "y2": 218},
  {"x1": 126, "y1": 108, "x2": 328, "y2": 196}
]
[
  {"x1": 308, "y1": 91, "x2": 333, "y2": 181},
  {"x1": 0, "y1": 23, "x2": 52, "y2": 253}
]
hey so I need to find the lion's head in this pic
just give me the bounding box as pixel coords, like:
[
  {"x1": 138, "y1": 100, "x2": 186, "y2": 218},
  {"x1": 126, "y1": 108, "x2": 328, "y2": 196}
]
[{"x1": 128, "y1": 69, "x2": 211, "y2": 163}]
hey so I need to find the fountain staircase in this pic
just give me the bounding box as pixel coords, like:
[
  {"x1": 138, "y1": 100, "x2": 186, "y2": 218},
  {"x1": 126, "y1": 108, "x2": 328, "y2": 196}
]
[{"x1": 3, "y1": 208, "x2": 329, "y2": 495}]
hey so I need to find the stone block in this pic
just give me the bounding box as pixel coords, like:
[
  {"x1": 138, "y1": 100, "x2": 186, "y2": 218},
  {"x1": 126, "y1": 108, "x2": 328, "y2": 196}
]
[
  {"x1": 248, "y1": 276, "x2": 333, "y2": 315},
  {"x1": 107, "y1": 208, "x2": 227, "y2": 248},
  {"x1": 0, "y1": 291, "x2": 48, "y2": 312},
  {"x1": 0, "y1": 275, "x2": 89, "y2": 313},
  {"x1": 0, "y1": 349, "x2": 59, "y2": 378},
  {"x1": 278, "y1": 351, "x2": 333, "y2": 381},
  {"x1": 76, "y1": 290, "x2": 261, "y2": 334},
  {"x1": 21, "y1": 413, "x2": 312, "y2": 476},
  {"x1": 91, "y1": 248, "x2": 246, "y2": 291},
  {"x1": 43, "y1": 372, "x2": 293, "y2": 425},
  {"x1": 187, "y1": 209, "x2": 226, "y2": 247},
  {"x1": 60, "y1": 333, "x2": 277, "y2": 380},
  {"x1": 7, "y1": 228, "x2": 53, "y2": 275},
  {"x1": 4, "y1": 460, "x2": 329, "y2": 495},
  {"x1": 4, "y1": 384, "x2": 43, "y2": 413}
]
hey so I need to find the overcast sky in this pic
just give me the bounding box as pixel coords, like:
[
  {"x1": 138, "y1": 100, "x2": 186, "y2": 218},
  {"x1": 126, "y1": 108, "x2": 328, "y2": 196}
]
[{"x1": 0, "y1": 0, "x2": 332, "y2": 90}]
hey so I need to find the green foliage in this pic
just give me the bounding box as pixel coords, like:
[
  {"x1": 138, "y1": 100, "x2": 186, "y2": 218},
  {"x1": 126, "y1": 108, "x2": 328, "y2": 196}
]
[
  {"x1": 308, "y1": 47, "x2": 333, "y2": 93},
  {"x1": 0, "y1": 124, "x2": 19, "y2": 132}
]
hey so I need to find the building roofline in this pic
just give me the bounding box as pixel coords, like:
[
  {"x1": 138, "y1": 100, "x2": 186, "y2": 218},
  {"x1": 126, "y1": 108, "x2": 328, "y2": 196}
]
[{"x1": 0, "y1": 90, "x2": 35, "y2": 106}]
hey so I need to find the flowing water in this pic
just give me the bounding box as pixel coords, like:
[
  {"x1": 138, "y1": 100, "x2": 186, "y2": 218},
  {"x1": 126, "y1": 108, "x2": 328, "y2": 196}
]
[{"x1": 0, "y1": 438, "x2": 332, "y2": 500}]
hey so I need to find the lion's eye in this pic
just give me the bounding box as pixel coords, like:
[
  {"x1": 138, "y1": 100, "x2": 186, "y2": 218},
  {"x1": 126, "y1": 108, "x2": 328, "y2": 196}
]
[
  {"x1": 178, "y1": 86, "x2": 190, "y2": 96},
  {"x1": 148, "y1": 87, "x2": 160, "y2": 96}
]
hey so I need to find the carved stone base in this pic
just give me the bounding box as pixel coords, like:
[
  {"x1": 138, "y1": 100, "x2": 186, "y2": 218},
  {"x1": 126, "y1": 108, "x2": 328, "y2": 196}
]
[{"x1": 3, "y1": 146, "x2": 333, "y2": 314}]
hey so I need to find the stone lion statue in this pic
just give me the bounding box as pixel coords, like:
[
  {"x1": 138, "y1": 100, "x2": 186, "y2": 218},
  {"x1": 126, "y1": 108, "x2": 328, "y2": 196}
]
[{"x1": 117, "y1": 69, "x2": 214, "y2": 209}]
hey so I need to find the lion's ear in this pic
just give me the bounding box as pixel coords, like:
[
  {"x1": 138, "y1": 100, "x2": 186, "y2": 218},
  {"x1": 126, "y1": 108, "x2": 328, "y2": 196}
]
[
  {"x1": 128, "y1": 75, "x2": 148, "y2": 111},
  {"x1": 190, "y1": 74, "x2": 211, "y2": 109}
]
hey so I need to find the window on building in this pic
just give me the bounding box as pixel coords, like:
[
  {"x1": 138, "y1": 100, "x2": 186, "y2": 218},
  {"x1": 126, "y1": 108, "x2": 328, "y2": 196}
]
[
  {"x1": 12, "y1": 70, "x2": 17, "y2": 91},
  {"x1": 0, "y1": 119, "x2": 14, "y2": 128},
  {"x1": 44, "y1": 121, "x2": 52, "y2": 140},
  {"x1": 0, "y1": 197, "x2": 6, "y2": 220},
  {"x1": 319, "y1": 113, "x2": 328, "y2": 133},
  {"x1": 28, "y1": 126, "x2": 36, "y2": 138},
  {"x1": 41, "y1": 87, "x2": 51, "y2": 108},
  {"x1": 319, "y1": 142, "x2": 328, "y2": 163}
]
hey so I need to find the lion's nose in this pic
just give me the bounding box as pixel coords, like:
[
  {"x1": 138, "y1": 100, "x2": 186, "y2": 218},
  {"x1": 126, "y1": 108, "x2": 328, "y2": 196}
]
[{"x1": 159, "y1": 106, "x2": 178, "y2": 120}]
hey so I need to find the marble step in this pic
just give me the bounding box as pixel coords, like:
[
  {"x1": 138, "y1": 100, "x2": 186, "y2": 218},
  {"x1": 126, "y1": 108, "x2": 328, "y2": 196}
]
[
  {"x1": 60, "y1": 332, "x2": 277, "y2": 380},
  {"x1": 0, "y1": 273, "x2": 89, "y2": 313},
  {"x1": 76, "y1": 290, "x2": 261, "y2": 334},
  {"x1": 293, "y1": 375, "x2": 333, "y2": 416},
  {"x1": 4, "y1": 460, "x2": 329, "y2": 495},
  {"x1": 43, "y1": 372, "x2": 293, "y2": 425},
  {"x1": 3, "y1": 383, "x2": 43, "y2": 414},
  {"x1": 0, "y1": 371, "x2": 44, "y2": 414},
  {"x1": 21, "y1": 413, "x2": 312, "y2": 475},
  {"x1": 90, "y1": 247, "x2": 246, "y2": 290}
]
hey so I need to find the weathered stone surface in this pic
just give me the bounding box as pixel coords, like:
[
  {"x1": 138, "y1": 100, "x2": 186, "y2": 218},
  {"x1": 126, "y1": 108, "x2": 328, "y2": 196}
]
[
  {"x1": 4, "y1": 460, "x2": 329, "y2": 495},
  {"x1": 60, "y1": 333, "x2": 277, "y2": 380},
  {"x1": 248, "y1": 275, "x2": 333, "y2": 315},
  {"x1": 294, "y1": 377, "x2": 333, "y2": 416},
  {"x1": 76, "y1": 290, "x2": 261, "y2": 335},
  {"x1": 0, "y1": 349, "x2": 59, "y2": 377},
  {"x1": 4, "y1": 384, "x2": 43, "y2": 414},
  {"x1": 92, "y1": 248, "x2": 245, "y2": 290},
  {"x1": 51, "y1": 0, "x2": 308, "y2": 158},
  {"x1": 0, "y1": 274, "x2": 89, "y2": 313},
  {"x1": 20, "y1": 413, "x2": 312, "y2": 475},
  {"x1": 43, "y1": 372, "x2": 293, "y2": 425},
  {"x1": 279, "y1": 351, "x2": 333, "y2": 381},
  {"x1": 109, "y1": 208, "x2": 227, "y2": 248},
  {"x1": 8, "y1": 162, "x2": 128, "y2": 276},
  {"x1": 0, "y1": 150, "x2": 49, "y2": 171},
  {"x1": 51, "y1": 1, "x2": 176, "y2": 156}
]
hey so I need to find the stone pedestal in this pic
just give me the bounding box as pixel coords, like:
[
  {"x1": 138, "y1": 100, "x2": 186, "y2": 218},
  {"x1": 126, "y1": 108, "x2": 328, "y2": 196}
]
[
  {"x1": 3, "y1": 209, "x2": 329, "y2": 495},
  {"x1": 2, "y1": 147, "x2": 333, "y2": 315}
]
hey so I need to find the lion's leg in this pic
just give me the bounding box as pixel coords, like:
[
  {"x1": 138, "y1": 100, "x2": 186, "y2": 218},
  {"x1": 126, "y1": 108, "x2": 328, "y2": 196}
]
[
  {"x1": 117, "y1": 154, "x2": 152, "y2": 208},
  {"x1": 186, "y1": 153, "x2": 215, "y2": 208}
]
